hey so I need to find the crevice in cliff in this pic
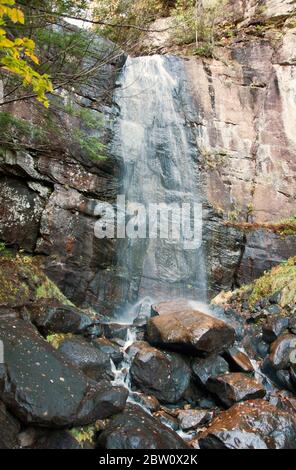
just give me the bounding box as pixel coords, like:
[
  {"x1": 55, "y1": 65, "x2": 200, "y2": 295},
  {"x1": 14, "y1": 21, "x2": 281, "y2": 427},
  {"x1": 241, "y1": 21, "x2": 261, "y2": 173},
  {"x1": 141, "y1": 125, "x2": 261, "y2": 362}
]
[{"x1": 231, "y1": 232, "x2": 247, "y2": 290}]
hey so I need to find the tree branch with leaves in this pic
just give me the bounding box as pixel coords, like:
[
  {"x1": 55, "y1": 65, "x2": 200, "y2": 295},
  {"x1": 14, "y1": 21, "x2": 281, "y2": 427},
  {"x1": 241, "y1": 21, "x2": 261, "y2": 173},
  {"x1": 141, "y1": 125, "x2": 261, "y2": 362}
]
[{"x1": 0, "y1": 0, "x2": 53, "y2": 107}]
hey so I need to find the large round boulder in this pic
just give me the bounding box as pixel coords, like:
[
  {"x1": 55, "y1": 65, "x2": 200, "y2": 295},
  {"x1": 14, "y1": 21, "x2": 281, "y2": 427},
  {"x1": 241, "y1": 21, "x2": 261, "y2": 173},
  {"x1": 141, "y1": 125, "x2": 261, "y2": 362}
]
[
  {"x1": 58, "y1": 336, "x2": 113, "y2": 382},
  {"x1": 98, "y1": 404, "x2": 189, "y2": 449},
  {"x1": 147, "y1": 301, "x2": 235, "y2": 356},
  {"x1": 130, "y1": 341, "x2": 191, "y2": 404},
  {"x1": 0, "y1": 318, "x2": 127, "y2": 427}
]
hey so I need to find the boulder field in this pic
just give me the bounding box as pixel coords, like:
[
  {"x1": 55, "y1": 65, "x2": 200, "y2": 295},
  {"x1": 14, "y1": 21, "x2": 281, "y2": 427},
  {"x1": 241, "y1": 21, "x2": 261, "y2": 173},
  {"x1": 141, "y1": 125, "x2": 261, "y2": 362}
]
[{"x1": 0, "y1": 257, "x2": 295, "y2": 449}]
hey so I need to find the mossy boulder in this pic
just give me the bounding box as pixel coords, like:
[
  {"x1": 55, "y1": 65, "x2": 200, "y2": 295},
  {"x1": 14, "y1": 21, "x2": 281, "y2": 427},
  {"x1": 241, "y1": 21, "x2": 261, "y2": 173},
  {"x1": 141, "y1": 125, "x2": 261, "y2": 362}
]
[
  {"x1": 0, "y1": 254, "x2": 73, "y2": 310},
  {"x1": 213, "y1": 256, "x2": 296, "y2": 313}
]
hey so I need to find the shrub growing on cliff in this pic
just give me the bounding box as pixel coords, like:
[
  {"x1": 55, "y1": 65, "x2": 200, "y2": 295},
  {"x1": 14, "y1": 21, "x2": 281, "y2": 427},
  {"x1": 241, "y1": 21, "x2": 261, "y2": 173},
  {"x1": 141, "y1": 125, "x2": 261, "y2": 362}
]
[
  {"x1": 172, "y1": 0, "x2": 227, "y2": 50},
  {"x1": 93, "y1": 0, "x2": 172, "y2": 43}
]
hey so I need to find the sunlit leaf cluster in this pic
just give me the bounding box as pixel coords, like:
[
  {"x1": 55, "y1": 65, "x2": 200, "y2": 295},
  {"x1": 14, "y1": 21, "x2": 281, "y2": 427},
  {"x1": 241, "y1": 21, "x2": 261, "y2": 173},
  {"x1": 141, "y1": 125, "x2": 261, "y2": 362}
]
[{"x1": 0, "y1": 0, "x2": 53, "y2": 106}]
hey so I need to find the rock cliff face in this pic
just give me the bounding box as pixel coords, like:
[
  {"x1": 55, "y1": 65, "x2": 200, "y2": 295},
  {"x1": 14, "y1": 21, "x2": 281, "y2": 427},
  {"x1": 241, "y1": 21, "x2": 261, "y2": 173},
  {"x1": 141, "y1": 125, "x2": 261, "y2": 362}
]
[
  {"x1": 185, "y1": 29, "x2": 296, "y2": 287},
  {"x1": 143, "y1": 0, "x2": 296, "y2": 292},
  {"x1": 0, "y1": 2, "x2": 295, "y2": 312},
  {"x1": 0, "y1": 32, "x2": 127, "y2": 311}
]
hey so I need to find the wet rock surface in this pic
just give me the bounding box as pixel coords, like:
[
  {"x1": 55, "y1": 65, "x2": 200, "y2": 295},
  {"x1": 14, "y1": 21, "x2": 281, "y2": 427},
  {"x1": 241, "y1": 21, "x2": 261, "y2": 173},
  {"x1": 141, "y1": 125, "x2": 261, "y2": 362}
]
[
  {"x1": 198, "y1": 400, "x2": 296, "y2": 449},
  {"x1": 192, "y1": 355, "x2": 229, "y2": 386},
  {"x1": 147, "y1": 301, "x2": 235, "y2": 355},
  {"x1": 33, "y1": 305, "x2": 94, "y2": 335},
  {"x1": 58, "y1": 336, "x2": 114, "y2": 382},
  {"x1": 0, "y1": 401, "x2": 21, "y2": 449},
  {"x1": 0, "y1": 318, "x2": 127, "y2": 427},
  {"x1": 269, "y1": 334, "x2": 296, "y2": 370},
  {"x1": 223, "y1": 347, "x2": 254, "y2": 373},
  {"x1": 98, "y1": 405, "x2": 189, "y2": 449},
  {"x1": 31, "y1": 430, "x2": 90, "y2": 450},
  {"x1": 130, "y1": 342, "x2": 191, "y2": 403},
  {"x1": 206, "y1": 373, "x2": 266, "y2": 407},
  {"x1": 262, "y1": 317, "x2": 290, "y2": 343},
  {"x1": 263, "y1": 333, "x2": 296, "y2": 392},
  {"x1": 178, "y1": 409, "x2": 213, "y2": 431},
  {"x1": 92, "y1": 337, "x2": 124, "y2": 365}
]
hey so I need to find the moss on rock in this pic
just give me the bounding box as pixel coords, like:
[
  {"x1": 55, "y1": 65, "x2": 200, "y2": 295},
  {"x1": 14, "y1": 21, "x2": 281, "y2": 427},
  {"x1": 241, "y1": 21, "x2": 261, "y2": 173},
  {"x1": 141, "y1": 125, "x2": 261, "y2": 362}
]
[
  {"x1": 0, "y1": 254, "x2": 73, "y2": 309},
  {"x1": 248, "y1": 257, "x2": 296, "y2": 308},
  {"x1": 46, "y1": 333, "x2": 73, "y2": 349},
  {"x1": 212, "y1": 256, "x2": 296, "y2": 311}
]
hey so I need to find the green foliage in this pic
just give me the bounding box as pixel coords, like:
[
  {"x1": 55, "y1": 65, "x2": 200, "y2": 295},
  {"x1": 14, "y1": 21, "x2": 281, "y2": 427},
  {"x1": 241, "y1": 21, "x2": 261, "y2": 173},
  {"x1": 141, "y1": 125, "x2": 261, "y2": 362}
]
[
  {"x1": 0, "y1": 254, "x2": 73, "y2": 307},
  {"x1": 63, "y1": 103, "x2": 107, "y2": 161},
  {"x1": 70, "y1": 425, "x2": 98, "y2": 444},
  {"x1": 46, "y1": 333, "x2": 72, "y2": 349},
  {"x1": 0, "y1": 110, "x2": 45, "y2": 145},
  {"x1": 93, "y1": 0, "x2": 169, "y2": 42},
  {"x1": 0, "y1": 241, "x2": 10, "y2": 256},
  {"x1": 248, "y1": 257, "x2": 296, "y2": 308},
  {"x1": 73, "y1": 131, "x2": 107, "y2": 162},
  {"x1": 34, "y1": 27, "x2": 95, "y2": 80},
  {"x1": 213, "y1": 257, "x2": 296, "y2": 313},
  {"x1": 277, "y1": 215, "x2": 296, "y2": 236},
  {"x1": 193, "y1": 44, "x2": 213, "y2": 57},
  {"x1": 172, "y1": 0, "x2": 227, "y2": 48},
  {"x1": 200, "y1": 146, "x2": 230, "y2": 169},
  {"x1": 0, "y1": 0, "x2": 53, "y2": 106}
]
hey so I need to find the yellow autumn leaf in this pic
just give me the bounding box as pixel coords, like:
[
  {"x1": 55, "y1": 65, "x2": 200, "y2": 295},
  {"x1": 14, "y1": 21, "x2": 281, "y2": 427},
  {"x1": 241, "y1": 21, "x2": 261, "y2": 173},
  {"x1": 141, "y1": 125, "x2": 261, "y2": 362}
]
[
  {"x1": 14, "y1": 38, "x2": 24, "y2": 46},
  {"x1": 0, "y1": 36, "x2": 13, "y2": 47},
  {"x1": 0, "y1": 0, "x2": 52, "y2": 108},
  {"x1": 9, "y1": 7, "x2": 24, "y2": 24},
  {"x1": 0, "y1": 1, "x2": 16, "y2": 5},
  {"x1": 25, "y1": 50, "x2": 39, "y2": 65},
  {"x1": 22, "y1": 38, "x2": 35, "y2": 51}
]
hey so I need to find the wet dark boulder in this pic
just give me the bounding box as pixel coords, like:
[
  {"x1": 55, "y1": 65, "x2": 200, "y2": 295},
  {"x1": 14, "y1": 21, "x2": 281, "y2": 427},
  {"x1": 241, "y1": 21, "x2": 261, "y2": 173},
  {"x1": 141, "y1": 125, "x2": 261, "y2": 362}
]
[
  {"x1": 58, "y1": 336, "x2": 113, "y2": 382},
  {"x1": 130, "y1": 341, "x2": 191, "y2": 404},
  {"x1": 0, "y1": 318, "x2": 127, "y2": 427},
  {"x1": 98, "y1": 405, "x2": 189, "y2": 449},
  {"x1": 130, "y1": 393, "x2": 160, "y2": 413},
  {"x1": 192, "y1": 355, "x2": 229, "y2": 387},
  {"x1": 178, "y1": 409, "x2": 213, "y2": 431},
  {"x1": 269, "y1": 291, "x2": 282, "y2": 305},
  {"x1": 269, "y1": 334, "x2": 296, "y2": 370},
  {"x1": 0, "y1": 401, "x2": 21, "y2": 449},
  {"x1": 31, "y1": 430, "x2": 92, "y2": 449},
  {"x1": 269, "y1": 390, "x2": 296, "y2": 415},
  {"x1": 102, "y1": 323, "x2": 129, "y2": 341},
  {"x1": 198, "y1": 400, "x2": 296, "y2": 449},
  {"x1": 223, "y1": 347, "x2": 254, "y2": 373},
  {"x1": 290, "y1": 364, "x2": 296, "y2": 387},
  {"x1": 147, "y1": 301, "x2": 235, "y2": 356},
  {"x1": 33, "y1": 305, "x2": 95, "y2": 335},
  {"x1": 262, "y1": 317, "x2": 289, "y2": 344},
  {"x1": 206, "y1": 373, "x2": 266, "y2": 407},
  {"x1": 241, "y1": 328, "x2": 270, "y2": 360},
  {"x1": 92, "y1": 337, "x2": 124, "y2": 365}
]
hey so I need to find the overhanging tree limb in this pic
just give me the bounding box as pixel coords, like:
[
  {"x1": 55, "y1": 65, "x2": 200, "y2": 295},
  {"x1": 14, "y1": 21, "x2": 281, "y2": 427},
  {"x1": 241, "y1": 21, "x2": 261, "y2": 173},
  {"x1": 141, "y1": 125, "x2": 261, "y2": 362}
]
[{"x1": 16, "y1": 2, "x2": 175, "y2": 33}]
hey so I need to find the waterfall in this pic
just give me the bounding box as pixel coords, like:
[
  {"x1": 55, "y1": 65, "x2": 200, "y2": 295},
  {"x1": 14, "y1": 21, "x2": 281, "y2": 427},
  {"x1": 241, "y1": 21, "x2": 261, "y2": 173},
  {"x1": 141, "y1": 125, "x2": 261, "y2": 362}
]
[{"x1": 112, "y1": 55, "x2": 207, "y2": 319}]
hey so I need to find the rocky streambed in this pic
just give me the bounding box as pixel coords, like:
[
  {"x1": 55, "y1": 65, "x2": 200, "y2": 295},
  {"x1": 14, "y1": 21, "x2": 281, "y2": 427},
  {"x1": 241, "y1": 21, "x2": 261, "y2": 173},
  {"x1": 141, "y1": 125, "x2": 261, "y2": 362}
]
[{"x1": 0, "y1": 257, "x2": 295, "y2": 450}]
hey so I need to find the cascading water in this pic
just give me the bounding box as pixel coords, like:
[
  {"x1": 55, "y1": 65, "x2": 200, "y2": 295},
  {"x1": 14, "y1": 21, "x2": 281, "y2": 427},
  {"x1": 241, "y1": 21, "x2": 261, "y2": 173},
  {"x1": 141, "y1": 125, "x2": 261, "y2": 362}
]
[
  {"x1": 106, "y1": 56, "x2": 277, "y2": 440},
  {"x1": 112, "y1": 55, "x2": 207, "y2": 320}
]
